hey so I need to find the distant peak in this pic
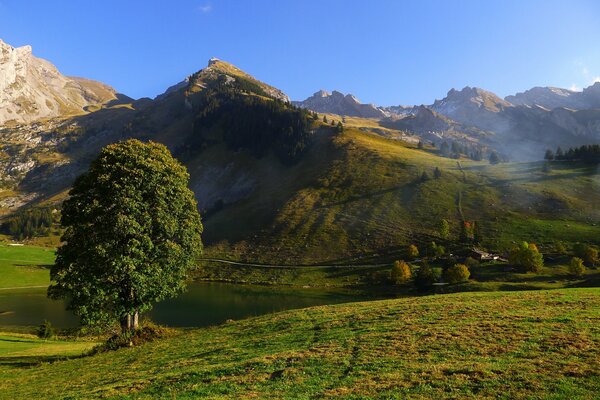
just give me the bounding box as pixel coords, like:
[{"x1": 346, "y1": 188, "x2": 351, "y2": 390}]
[
  {"x1": 314, "y1": 89, "x2": 330, "y2": 97},
  {"x1": 208, "y1": 57, "x2": 221, "y2": 66}
]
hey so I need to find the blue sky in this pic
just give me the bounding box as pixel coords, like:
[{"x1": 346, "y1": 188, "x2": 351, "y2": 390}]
[{"x1": 1, "y1": 0, "x2": 599, "y2": 106}]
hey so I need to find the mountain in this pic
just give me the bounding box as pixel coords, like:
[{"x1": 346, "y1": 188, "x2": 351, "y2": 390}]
[
  {"x1": 429, "y1": 86, "x2": 512, "y2": 129},
  {"x1": 506, "y1": 82, "x2": 600, "y2": 110},
  {"x1": 506, "y1": 86, "x2": 583, "y2": 109},
  {"x1": 0, "y1": 49, "x2": 598, "y2": 263},
  {"x1": 293, "y1": 90, "x2": 387, "y2": 118},
  {"x1": 0, "y1": 39, "x2": 120, "y2": 125}
]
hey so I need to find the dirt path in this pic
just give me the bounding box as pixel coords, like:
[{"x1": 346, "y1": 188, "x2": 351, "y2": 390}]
[
  {"x1": 198, "y1": 258, "x2": 390, "y2": 269},
  {"x1": 0, "y1": 285, "x2": 47, "y2": 291}
]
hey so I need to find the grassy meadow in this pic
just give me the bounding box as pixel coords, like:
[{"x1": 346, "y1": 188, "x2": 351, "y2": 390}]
[
  {"x1": 0, "y1": 288, "x2": 598, "y2": 399},
  {"x1": 0, "y1": 245, "x2": 54, "y2": 289}
]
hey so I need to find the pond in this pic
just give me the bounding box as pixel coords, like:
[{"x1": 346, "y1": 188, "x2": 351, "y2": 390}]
[{"x1": 0, "y1": 282, "x2": 358, "y2": 328}]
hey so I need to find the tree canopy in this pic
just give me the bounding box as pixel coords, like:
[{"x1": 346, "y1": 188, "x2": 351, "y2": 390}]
[{"x1": 49, "y1": 140, "x2": 203, "y2": 333}]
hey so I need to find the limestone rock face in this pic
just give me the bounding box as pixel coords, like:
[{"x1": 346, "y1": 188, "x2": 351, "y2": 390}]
[
  {"x1": 0, "y1": 39, "x2": 118, "y2": 125},
  {"x1": 293, "y1": 90, "x2": 387, "y2": 118}
]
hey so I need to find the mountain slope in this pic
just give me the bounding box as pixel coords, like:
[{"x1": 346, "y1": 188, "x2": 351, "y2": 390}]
[
  {"x1": 506, "y1": 82, "x2": 600, "y2": 110},
  {"x1": 2, "y1": 289, "x2": 599, "y2": 399},
  {"x1": 0, "y1": 39, "x2": 119, "y2": 124},
  {"x1": 0, "y1": 55, "x2": 598, "y2": 263}
]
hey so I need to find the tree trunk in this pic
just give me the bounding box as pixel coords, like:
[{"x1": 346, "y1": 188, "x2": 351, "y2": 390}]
[
  {"x1": 120, "y1": 314, "x2": 131, "y2": 334},
  {"x1": 132, "y1": 311, "x2": 139, "y2": 331}
]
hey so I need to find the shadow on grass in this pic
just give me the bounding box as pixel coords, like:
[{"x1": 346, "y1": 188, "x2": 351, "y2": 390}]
[{"x1": 0, "y1": 352, "x2": 89, "y2": 368}]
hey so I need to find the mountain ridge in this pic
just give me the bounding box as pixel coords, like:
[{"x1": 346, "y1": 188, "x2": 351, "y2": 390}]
[{"x1": 0, "y1": 39, "x2": 120, "y2": 124}]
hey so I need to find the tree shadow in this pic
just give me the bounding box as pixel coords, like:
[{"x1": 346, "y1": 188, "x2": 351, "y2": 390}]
[{"x1": 0, "y1": 352, "x2": 89, "y2": 368}]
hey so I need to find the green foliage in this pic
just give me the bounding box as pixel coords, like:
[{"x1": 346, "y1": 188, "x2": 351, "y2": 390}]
[
  {"x1": 49, "y1": 140, "x2": 203, "y2": 332},
  {"x1": 414, "y1": 263, "x2": 437, "y2": 290},
  {"x1": 439, "y1": 219, "x2": 450, "y2": 239},
  {"x1": 573, "y1": 243, "x2": 598, "y2": 266},
  {"x1": 443, "y1": 263, "x2": 470, "y2": 284},
  {"x1": 489, "y1": 151, "x2": 501, "y2": 164},
  {"x1": 509, "y1": 241, "x2": 544, "y2": 273},
  {"x1": 407, "y1": 244, "x2": 419, "y2": 260},
  {"x1": 553, "y1": 144, "x2": 600, "y2": 163},
  {"x1": 36, "y1": 320, "x2": 55, "y2": 339},
  {"x1": 569, "y1": 257, "x2": 586, "y2": 277},
  {"x1": 1, "y1": 207, "x2": 55, "y2": 240},
  {"x1": 182, "y1": 85, "x2": 313, "y2": 165},
  {"x1": 429, "y1": 241, "x2": 445, "y2": 257},
  {"x1": 584, "y1": 246, "x2": 598, "y2": 267},
  {"x1": 554, "y1": 241, "x2": 567, "y2": 255},
  {"x1": 464, "y1": 256, "x2": 480, "y2": 269},
  {"x1": 390, "y1": 260, "x2": 411, "y2": 285},
  {"x1": 420, "y1": 171, "x2": 430, "y2": 182}
]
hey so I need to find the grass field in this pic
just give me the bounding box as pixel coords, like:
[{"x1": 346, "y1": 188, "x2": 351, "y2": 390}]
[
  {"x1": 0, "y1": 245, "x2": 55, "y2": 289},
  {"x1": 0, "y1": 288, "x2": 598, "y2": 399},
  {"x1": 0, "y1": 332, "x2": 95, "y2": 361}
]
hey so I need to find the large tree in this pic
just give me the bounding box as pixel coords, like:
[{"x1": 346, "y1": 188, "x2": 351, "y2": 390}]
[{"x1": 49, "y1": 140, "x2": 203, "y2": 333}]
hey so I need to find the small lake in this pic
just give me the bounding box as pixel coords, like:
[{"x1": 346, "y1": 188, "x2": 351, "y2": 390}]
[{"x1": 0, "y1": 282, "x2": 358, "y2": 328}]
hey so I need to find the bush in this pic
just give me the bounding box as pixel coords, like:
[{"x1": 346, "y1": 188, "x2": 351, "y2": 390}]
[
  {"x1": 414, "y1": 263, "x2": 437, "y2": 290},
  {"x1": 37, "y1": 320, "x2": 55, "y2": 339},
  {"x1": 583, "y1": 247, "x2": 598, "y2": 267},
  {"x1": 509, "y1": 241, "x2": 544, "y2": 273},
  {"x1": 569, "y1": 257, "x2": 586, "y2": 277},
  {"x1": 464, "y1": 257, "x2": 480, "y2": 269},
  {"x1": 390, "y1": 260, "x2": 412, "y2": 284},
  {"x1": 407, "y1": 244, "x2": 419, "y2": 260},
  {"x1": 443, "y1": 263, "x2": 470, "y2": 284},
  {"x1": 91, "y1": 320, "x2": 173, "y2": 354}
]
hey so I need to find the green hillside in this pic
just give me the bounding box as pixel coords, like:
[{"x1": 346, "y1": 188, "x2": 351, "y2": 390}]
[
  {"x1": 201, "y1": 126, "x2": 600, "y2": 264},
  {"x1": 1, "y1": 288, "x2": 598, "y2": 399},
  {"x1": 1, "y1": 58, "x2": 598, "y2": 268}
]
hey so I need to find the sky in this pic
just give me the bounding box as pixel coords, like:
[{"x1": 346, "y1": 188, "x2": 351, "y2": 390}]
[{"x1": 1, "y1": 0, "x2": 600, "y2": 106}]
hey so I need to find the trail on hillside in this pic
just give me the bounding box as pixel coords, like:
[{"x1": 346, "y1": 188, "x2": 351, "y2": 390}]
[{"x1": 197, "y1": 258, "x2": 390, "y2": 269}]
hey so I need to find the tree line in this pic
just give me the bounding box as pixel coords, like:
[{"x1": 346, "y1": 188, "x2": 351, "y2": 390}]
[
  {"x1": 544, "y1": 144, "x2": 600, "y2": 163},
  {"x1": 1, "y1": 207, "x2": 55, "y2": 240},
  {"x1": 179, "y1": 74, "x2": 314, "y2": 165}
]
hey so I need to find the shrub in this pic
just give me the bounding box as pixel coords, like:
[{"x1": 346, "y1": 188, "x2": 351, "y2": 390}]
[
  {"x1": 407, "y1": 244, "x2": 419, "y2": 260},
  {"x1": 509, "y1": 241, "x2": 544, "y2": 273},
  {"x1": 37, "y1": 320, "x2": 55, "y2": 339},
  {"x1": 583, "y1": 247, "x2": 598, "y2": 267},
  {"x1": 439, "y1": 219, "x2": 450, "y2": 239},
  {"x1": 91, "y1": 320, "x2": 174, "y2": 354},
  {"x1": 443, "y1": 263, "x2": 470, "y2": 284},
  {"x1": 414, "y1": 263, "x2": 437, "y2": 290},
  {"x1": 569, "y1": 257, "x2": 586, "y2": 277},
  {"x1": 390, "y1": 260, "x2": 412, "y2": 284},
  {"x1": 464, "y1": 256, "x2": 480, "y2": 269}
]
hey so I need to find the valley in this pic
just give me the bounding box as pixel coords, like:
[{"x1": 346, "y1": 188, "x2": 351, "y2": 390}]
[{"x1": 0, "y1": 21, "x2": 599, "y2": 399}]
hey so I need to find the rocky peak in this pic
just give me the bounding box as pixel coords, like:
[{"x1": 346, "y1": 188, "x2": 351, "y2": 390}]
[
  {"x1": 0, "y1": 38, "x2": 118, "y2": 125},
  {"x1": 293, "y1": 90, "x2": 387, "y2": 119},
  {"x1": 314, "y1": 89, "x2": 330, "y2": 97}
]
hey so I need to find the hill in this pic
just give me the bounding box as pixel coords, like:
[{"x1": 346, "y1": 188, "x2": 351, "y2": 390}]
[{"x1": 1, "y1": 288, "x2": 598, "y2": 399}]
